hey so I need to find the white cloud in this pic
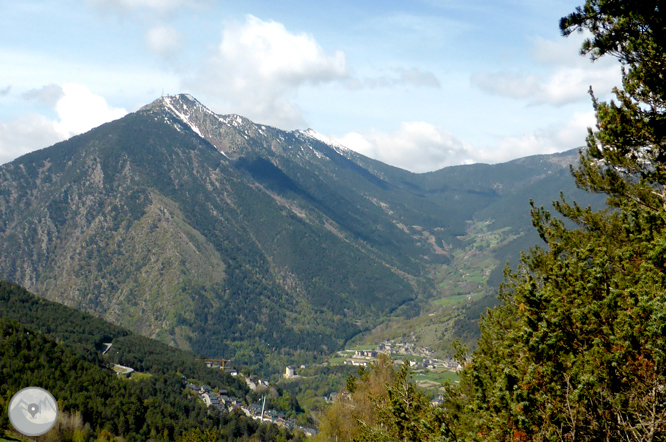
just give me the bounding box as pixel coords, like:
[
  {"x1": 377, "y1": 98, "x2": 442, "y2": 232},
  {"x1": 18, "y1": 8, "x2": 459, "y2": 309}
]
[
  {"x1": 331, "y1": 111, "x2": 596, "y2": 173},
  {"x1": 0, "y1": 114, "x2": 64, "y2": 164},
  {"x1": 0, "y1": 86, "x2": 10, "y2": 96},
  {"x1": 0, "y1": 83, "x2": 127, "y2": 164},
  {"x1": 471, "y1": 67, "x2": 619, "y2": 106},
  {"x1": 22, "y1": 84, "x2": 64, "y2": 106},
  {"x1": 486, "y1": 111, "x2": 595, "y2": 163},
  {"x1": 187, "y1": 15, "x2": 348, "y2": 128},
  {"x1": 332, "y1": 122, "x2": 476, "y2": 173},
  {"x1": 471, "y1": 35, "x2": 621, "y2": 105},
  {"x1": 145, "y1": 25, "x2": 183, "y2": 55},
  {"x1": 53, "y1": 84, "x2": 127, "y2": 138}
]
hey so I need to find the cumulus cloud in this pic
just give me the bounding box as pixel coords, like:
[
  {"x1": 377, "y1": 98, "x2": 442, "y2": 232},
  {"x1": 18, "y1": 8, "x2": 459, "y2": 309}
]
[
  {"x1": 0, "y1": 86, "x2": 10, "y2": 96},
  {"x1": 186, "y1": 15, "x2": 348, "y2": 128},
  {"x1": 331, "y1": 112, "x2": 596, "y2": 173},
  {"x1": 0, "y1": 114, "x2": 63, "y2": 164},
  {"x1": 0, "y1": 83, "x2": 127, "y2": 164},
  {"x1": 53, "y1": 83, "x2": 127, "y2": 138},
  {"x1": 145, "y1": 25, "x2": 183, "y2": 55},
  {"x1": 332, "y1": 122, "x2": 476, "y2": 173},
  {"x1": 471, "y1": 35, "x2": 621, "y2": 105}
]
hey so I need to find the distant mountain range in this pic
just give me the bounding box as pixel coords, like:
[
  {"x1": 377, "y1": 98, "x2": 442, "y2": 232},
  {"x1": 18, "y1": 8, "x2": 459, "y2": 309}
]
[{"x1": 0, "y1": 94, "x2": 605, "y2": 368}]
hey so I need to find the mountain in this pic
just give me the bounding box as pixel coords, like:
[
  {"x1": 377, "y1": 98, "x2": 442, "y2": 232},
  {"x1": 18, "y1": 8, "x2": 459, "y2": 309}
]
[{"x1": 0, "y1": 94, "x2": 605, "y2": 367}]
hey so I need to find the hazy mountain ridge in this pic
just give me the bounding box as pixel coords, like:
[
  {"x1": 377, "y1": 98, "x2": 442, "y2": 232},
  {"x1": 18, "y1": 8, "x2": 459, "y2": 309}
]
[{"x1": 0, "y1": 94, "x2": 604, "y2": 366}]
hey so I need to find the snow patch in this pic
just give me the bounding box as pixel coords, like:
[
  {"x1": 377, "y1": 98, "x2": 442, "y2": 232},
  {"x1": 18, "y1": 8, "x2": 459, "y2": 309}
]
[
  {"x1": 163, "y1": 96, "x2": 204, "y2": 138},
  {"x1": 297, "y1": 128, "x2": 353, "y2": 156},
  {"x1": 218, "y1": 114, "x2": 245, "y2": 129},
  {"x1": 213, "y1": 144, "x2": 229, "y2": 158}
]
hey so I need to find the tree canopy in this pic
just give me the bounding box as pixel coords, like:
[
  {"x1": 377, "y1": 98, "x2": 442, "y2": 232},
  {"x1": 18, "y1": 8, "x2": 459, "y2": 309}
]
[
  {"x1": 453, "y1": 1, "x2": 666, "y2": 439},
  {"x1": 318, "y1": 1, "x2": 666, "y2": 440}
]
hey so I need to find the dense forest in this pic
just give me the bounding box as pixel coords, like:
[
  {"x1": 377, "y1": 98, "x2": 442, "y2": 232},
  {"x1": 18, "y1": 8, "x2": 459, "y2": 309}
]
[
  {"x1": 317, "y1": 0, "x2": 666, "y2": 440},
  {"x1": 0, "y1": 281, "x2": 246, "y2": 395},
  {"x1": 0, "y1": 319, "x2": 303, "y2": 442},
  {"x1": 0, "y1": 282, "x2": 304, "y2": 442}
]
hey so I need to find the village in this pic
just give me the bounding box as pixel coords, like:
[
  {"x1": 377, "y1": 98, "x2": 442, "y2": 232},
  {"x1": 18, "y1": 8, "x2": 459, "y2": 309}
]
[
  {"x1": 107, "y1": 353, "x2": 319, "y2": 436},
  {"x1": 185, "y1": 380, "x2": 318, "y2": 437},
  {"x1": 337, "y1": 339, "x2": 463, "y2": 372},
  {"x1": 109, "y1": 336, "x2": 461, "y2": 432},
  {"x1": 178, "y1": 339, "x2": 463, "y2": 435}
]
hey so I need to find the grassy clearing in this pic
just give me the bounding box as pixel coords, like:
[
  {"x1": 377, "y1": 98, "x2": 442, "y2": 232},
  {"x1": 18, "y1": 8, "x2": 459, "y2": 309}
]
[
  {"x1": 433, "y1": 294, "x2": 469, "y2": 307},
  {"x1": 129, "y1": 372, "x2": 153, "y2": 381},
  {"x1": 349, "y1": 345, "x2": 376, "y2": 351}
]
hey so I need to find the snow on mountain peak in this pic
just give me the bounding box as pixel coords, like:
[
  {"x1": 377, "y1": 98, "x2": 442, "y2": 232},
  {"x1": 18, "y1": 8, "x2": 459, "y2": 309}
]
[
  {"x1": 296, "y1": 129, "x2": 352, "y2": 155},
  {"x1": 160, "y1": 95, "x2": 204, "y2": 137},
  {"x1": 142, "y1": 94, "x2": 356, "y2": 162},
  {"x1": 218, "y1": 114, "x2": 247, "y2": 127}
]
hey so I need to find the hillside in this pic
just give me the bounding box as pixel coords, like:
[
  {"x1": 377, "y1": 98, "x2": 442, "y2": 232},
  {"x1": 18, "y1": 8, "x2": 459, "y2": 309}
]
[
  {"x1": 0, "y1": 94, "x2": 605, "y2": 366},
  {"x1": 0, "y1": 283, "x2": 300, "y2": 442},
  {"x1": 0, "y1": 280, "x2": 246, "y2": 392}
]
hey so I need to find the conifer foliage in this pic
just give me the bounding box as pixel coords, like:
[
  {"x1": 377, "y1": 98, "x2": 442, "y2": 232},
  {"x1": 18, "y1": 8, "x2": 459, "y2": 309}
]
[
  {"x1": 447, "y1": 1, "x2": 666, "y2": 439},
  {"x1": 318, "y1": 355, "x2": 452, "y2": 442},
  {"x1": 319, "y1": 1, "x2": 666, "y2": 440}
]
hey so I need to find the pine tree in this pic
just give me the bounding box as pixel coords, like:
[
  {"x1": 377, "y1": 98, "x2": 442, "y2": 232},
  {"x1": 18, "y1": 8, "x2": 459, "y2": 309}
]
[
  {"x1": 443, "y1": 1, "x2": 666, "y2": 440},
  {"x1": 561, "y1": 0, "x2": 666, "y2": 207}
]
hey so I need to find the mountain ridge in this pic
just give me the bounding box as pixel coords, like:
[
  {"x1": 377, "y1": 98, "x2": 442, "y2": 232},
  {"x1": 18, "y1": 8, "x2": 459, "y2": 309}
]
[{"x1": 0, "y1": 94, "x2": 604, "y2": 367}]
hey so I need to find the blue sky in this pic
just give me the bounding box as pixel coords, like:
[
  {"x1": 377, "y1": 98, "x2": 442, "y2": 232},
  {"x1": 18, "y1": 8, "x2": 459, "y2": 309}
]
[{"x1": 0, "y1": 0, "x2": 622, "y2": 172}]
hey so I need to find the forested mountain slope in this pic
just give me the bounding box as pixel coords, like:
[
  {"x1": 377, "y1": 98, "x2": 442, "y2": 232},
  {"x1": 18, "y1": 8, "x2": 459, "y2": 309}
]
[
  {"x1": 0, "y1": 94, "x2": 604, "y2": 366},
  {"x1": 0, "y1": 281, "x2": 298, "y2": 442}
]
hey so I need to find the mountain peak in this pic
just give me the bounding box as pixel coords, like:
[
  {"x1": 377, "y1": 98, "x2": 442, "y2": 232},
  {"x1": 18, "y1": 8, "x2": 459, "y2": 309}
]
[
  {"x1": 140, "y1": 94, "x2": 259, "y2": 141},
  {"x1": 141, "y1": 94, "x2": 356, "y2": 162},
  {"x1": 142, "y1": 93, "x2": 203, "y2": 108}
]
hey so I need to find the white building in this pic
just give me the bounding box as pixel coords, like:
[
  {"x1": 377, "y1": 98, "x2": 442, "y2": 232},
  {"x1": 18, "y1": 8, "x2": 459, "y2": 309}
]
[{"x1": 284, "y1": 366, "x2": 296, "y2": 379}]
